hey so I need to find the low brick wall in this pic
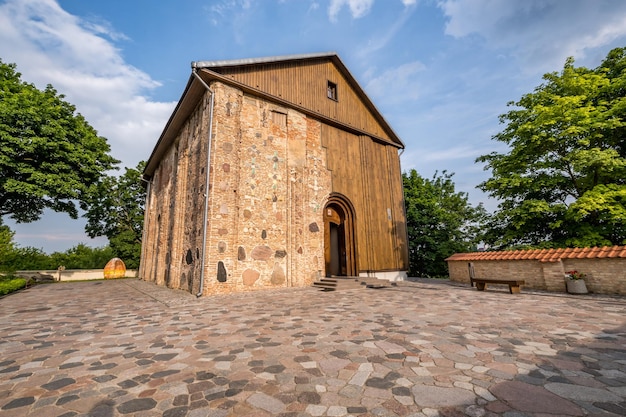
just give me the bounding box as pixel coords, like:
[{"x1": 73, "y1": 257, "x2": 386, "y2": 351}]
[
  {"x1": 15, "y1": 269, "x2": 138, "y2": 282},
  {"x1": 447, "y1": 258, "x2": 626, "y2": 295}
]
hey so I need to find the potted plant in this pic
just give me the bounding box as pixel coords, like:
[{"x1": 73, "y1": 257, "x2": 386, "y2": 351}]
[{"x1": 565, "y1": 270, "x2": 588, "y2": 294}]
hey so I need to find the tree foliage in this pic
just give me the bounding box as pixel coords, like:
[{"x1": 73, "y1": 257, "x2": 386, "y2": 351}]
[
  {"x1": 49, "y1": 244, "x2": 115, "y2": 270},
  {"x1": 0, "y1": 224, "x2": 15, "y2": 263},
  {"x1": 0, "y1": 236, "x2": 115, "y2": 271},
  {"x1": 84, "y1": 162, "x2": 146, "y2": 268},
  {"x1": 403, "y1": 169, "x2": 486, "y2": 277},
  {"x1": 477, "y1": 47, "x2": 626, "y2": 248},
  {"x1": 0, "y1": 59, "x2": 119, "y2": 223}
]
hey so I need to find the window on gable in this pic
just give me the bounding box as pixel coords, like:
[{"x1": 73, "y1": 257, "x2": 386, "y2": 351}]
[{"x1": 327, "y1": 81, "x2": 338, "y2": 101}]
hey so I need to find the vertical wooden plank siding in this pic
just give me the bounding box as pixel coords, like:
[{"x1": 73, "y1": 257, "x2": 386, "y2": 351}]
[
  {"x1": 216, "y1": 60, "x2": 391, "y2": 144},
  {"x1": 387, "y1": 146, "x2": 409, "y2": 270},
  {"x1": 321, "y1": 124, "x2": 406, "y2": 273}
]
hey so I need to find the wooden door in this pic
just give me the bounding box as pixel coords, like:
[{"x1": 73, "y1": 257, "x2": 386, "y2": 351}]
[{"x1": 324, "y1": 196, "x2": 357, "y2": 277}]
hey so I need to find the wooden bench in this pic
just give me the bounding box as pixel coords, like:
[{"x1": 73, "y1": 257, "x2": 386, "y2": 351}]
[{"x1": 468, "y1": 262, "x2": 525, "y2": 294}]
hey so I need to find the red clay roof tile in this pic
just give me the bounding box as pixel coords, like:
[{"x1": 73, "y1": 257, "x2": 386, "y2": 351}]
[{"x1": 444, "y1": 245, "x2": 626, "y2": 262}]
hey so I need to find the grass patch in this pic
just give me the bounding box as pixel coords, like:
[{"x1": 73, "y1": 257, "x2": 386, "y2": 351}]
[{"x1": 0, "y1": 275, "x2": 27, "y2": 296}]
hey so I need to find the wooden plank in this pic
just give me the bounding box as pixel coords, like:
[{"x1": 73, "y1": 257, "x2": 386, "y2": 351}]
[{"x1": 216, "y1": 60, "x2": 392, "y2": 144}]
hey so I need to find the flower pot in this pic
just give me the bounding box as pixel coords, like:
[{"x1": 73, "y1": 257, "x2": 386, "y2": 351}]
[{"x1": 566, "y1": 279, "x2": 588, "y2": 294}]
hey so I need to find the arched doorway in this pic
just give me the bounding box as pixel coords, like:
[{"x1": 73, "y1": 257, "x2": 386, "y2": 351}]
[{"x1": 324, "y1": 194, "x2": 357, "y2": 277}]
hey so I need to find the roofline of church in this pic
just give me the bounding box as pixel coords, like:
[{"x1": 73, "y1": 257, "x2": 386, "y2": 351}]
[
  {"x1": 144, "y1": 52, "x2": 405, "y2": 178},
  {"x1": 191, "y1": 52, "x2": 404, "y2": 149},
  {"x1": 192, "y1": 51, "x2": 339, "y2": 69}
]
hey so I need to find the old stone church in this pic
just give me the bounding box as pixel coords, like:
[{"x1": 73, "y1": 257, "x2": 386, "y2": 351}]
[{"x1": 139, "y1": 52, "x2": 409, "y2": 296}]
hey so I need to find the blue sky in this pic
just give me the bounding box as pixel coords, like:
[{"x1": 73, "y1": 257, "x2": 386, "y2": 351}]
[{"x1": 2, "y1": 0, "x2": 626, "y2": 253}]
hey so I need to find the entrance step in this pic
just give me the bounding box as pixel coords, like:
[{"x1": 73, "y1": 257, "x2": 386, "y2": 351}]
[
  {"x1": 312, "y1": 276, "x2": 391, "y2": 291},
  {"x1": 312, "y1": 276, "x2": 362, "y2": 291}
]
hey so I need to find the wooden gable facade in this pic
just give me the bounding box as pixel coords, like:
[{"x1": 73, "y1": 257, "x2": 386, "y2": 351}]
[{"x1": 140, "y1": 53, "x2": 409, "y2": 296}]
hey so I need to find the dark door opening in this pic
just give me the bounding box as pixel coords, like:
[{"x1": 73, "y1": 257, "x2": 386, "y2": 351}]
[
  {"x1": 328, "y1": 219, "x2": 347, "y2": 276},
  {"x1": 324, "y1": 196, "x2": 356, "y2": 277}
]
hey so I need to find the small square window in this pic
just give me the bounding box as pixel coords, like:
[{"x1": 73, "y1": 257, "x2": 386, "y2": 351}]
[{"x1": 327, "y1": 81, "x2": 337, "y2": 101}]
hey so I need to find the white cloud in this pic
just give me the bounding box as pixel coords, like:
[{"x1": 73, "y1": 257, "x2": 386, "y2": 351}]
[
  {"x1": 356, "y1": 1, "x2": 417, "y2": 57},
  {"x1": 0, "y1": 0, "x2": 176, "y2": 170},
  {"x1": 328, "y1": 0, "x2": 374, "y2": 21},
  {"x1": 364, "y1": 61, "x2": 426, "y2": 104},
  {"x1": 438, "y1": 0, "x2": 626, "y2": 72},
  {"x1": 328, "y1": 0, "x2": 417, "y2": 21},
  {"x1": 207, "y1": 0, "x2": 253, "y2": 26}
]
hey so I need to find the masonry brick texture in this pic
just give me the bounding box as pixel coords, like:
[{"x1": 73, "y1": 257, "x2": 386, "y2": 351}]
[
  {"x1": 141, "y1": 82, "x2": 330, "y2": 295},
  {"x1": 448, "y1": 258, "x2": 626, "y2": 295}
]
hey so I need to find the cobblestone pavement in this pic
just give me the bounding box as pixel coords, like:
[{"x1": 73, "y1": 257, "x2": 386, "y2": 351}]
[{"x1": 1, "y1": 278, "x2": 625, "y2": 417}]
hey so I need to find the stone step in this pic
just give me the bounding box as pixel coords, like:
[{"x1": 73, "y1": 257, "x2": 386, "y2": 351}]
[{"x1": 312, "y1": 276, "x2": 391, "y2": 291}]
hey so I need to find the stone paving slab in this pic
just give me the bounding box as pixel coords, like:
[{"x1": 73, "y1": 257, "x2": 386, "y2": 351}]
[{"x1": 0, "y1": 278, "x2": 625, "y2": 417}]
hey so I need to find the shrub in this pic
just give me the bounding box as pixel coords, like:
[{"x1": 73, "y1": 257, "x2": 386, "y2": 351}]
[{"x1": 0, "y1": 275, "x2": 27, "y2": 296}]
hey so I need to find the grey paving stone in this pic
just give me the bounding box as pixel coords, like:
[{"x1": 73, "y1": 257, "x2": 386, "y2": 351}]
[
  {"x1": 42, "y1": 377, "x2": 75, "y2": 391},
  {"x1": 365, "y1": 377, "x2": 394, "y2": 389},
  {"x1": 491, "y1": 381, "x2": 584, "y2": 416},
  {"x1": 1, "y1": 396, "x2": 35, "y2": 409},
  {"x1": 298, "y1": 391, "x2": 321, "y2": 404},
  {"x1": 163, "y1": 406, "x2": 189, "y2": 417},
  {"x1": 544, "y1": 382, "x2": 622, "y2": 402},
  {"x1": 56, "y1": 394, "x2": 79, "y2": 405},
  {"x1": 116, "y1": 398, "x2": 157, "y2": 414}
]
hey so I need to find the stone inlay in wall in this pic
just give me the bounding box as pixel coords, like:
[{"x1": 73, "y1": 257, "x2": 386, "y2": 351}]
[
  {"x1": 238, "y1": 246, "x2": 246, "y2": 261},
  {"x1": 217, "y1": 261, "x2": 227, "y2": 283},
  {"x1": 309, "y1": 222, "x2": 319, "y2": 233},
  {"x1": 271, "y1": 263, "x2": 286, "y2": 285},
  {"x1": 218, "y1": 228, "x2": 228, "y2": 236},
  {"x1": 218, "y1": 241, "x2": 226, "y2": 253},
  {"x1": 275, "y1": 250, "x2": 287, "y2": 259},
  {"x1": 243, "y1": 209, "x2": 252, "y2": 219},
  {"x1": 251, "y1": 245, "x2": 273, "y2": 261},
  {"x1": 261, "y1": 230, "x2": 267, "y2": 239},
  {"x1": 242, "y1": 269, "x2": 260, "y2": 286}
]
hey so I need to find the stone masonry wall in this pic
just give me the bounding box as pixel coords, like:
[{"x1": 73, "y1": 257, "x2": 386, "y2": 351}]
[
  {"x1": 448, "y1": 258, "x2": 626, "y2": 295},
  {"x1": 196, "y1": 82, "x2": 331, "y2": 295},
  {"x1": 139, "y1": 89, "x2": 211, "y2": 293},
  {"x1": 141, "y1": 81, "x2": 332, "y2": 294},
  {"x1": 137, "y1": 81, "x2": 334, "y2": 295}
]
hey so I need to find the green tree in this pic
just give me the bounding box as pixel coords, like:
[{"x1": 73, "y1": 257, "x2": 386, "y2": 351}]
[
  {"x1": 50, "y1": 244, "x2": 115, "y2": 269},
  {"x1": 0, "y1": 224, "x2": 16, "y2": 270},
  {"x1": 477, "y1": 48, "x2": 626, "y2": 248},
  {"x1": 403, "y1": 169, "x2": 486, "y2": 277},
  {"x1": 0, "y1": 59, "x2": 119, "y2": 223},
  {"x1": 0, "y1": 238, "x2": 116, "y2": 271},
  {"x1": 85, "y1": 162, "x2": 146, "y2": 268},
  {"x1": 3, "y1": 246, "x2": 55, "y2": 270}
]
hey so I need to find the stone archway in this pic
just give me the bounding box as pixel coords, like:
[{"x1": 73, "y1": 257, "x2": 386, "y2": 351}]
[{"x1": 324, "y1": 194, "x2": 357, "y2": 277}]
